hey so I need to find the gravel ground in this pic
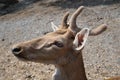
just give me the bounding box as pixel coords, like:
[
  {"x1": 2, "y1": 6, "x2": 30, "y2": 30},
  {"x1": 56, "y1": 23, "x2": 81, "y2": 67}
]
[{"x1": 0, "y1": 0, "x2": 120, "y2": 80}]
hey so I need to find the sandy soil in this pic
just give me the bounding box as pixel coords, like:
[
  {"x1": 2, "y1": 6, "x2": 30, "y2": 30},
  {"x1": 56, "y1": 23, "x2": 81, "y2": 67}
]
[{"x1": 0, "y1": 0, "x2": 120, "y2": 80}]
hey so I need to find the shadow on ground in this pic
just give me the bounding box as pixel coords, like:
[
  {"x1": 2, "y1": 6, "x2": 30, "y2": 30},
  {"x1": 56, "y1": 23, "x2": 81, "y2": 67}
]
[
  {"x1": 0, "y1": 0, "x2": 120, "y2": 15},
  {"x1": 0, "y1": 0, "x2": 42, "y2": 15},
  {"x1": 47, "y1": 0, "x2": 120, "y2": 8}
]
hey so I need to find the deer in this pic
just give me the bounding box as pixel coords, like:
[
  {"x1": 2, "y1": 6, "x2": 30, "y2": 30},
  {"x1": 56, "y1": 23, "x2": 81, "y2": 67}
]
[{"x1": 11, "y1": 6, "x2": 120, "y2": 80}]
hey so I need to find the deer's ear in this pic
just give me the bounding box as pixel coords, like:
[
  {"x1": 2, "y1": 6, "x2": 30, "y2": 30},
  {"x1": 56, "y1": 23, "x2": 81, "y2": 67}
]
[
  {"x1": 51, "y1": 22, "x2": 58, "y2": 31},
  {"x1": 73, "y1": 28, "x2": 89, "y2": 51}
]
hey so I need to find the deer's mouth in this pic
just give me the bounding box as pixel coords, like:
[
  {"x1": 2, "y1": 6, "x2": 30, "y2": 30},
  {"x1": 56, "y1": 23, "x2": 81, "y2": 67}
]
[{"x1": 13, "y1": 52, "x2": 29, "y2": 61}]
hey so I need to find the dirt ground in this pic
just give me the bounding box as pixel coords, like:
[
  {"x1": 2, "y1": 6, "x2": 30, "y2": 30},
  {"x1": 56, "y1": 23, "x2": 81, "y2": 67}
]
[{"x1": 0, "y1": 0, "x2": 120, "y2": 80}]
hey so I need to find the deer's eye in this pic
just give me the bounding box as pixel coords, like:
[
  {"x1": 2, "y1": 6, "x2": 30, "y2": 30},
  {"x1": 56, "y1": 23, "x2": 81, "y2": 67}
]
[{"x1": 54, "y1": 41, "x2": 64, "y2": 47}]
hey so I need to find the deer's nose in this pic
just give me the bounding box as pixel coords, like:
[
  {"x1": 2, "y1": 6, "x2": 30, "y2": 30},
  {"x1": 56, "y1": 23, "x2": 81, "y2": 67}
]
[{"x1": 12, "y1": 47, "x2": 23, "y2": 55}]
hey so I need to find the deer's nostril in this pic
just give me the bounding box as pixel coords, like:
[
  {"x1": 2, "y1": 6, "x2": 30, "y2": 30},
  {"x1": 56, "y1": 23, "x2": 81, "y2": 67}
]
[{"x1": 12, "y1": 47, "x2": 22, "y2": 55}]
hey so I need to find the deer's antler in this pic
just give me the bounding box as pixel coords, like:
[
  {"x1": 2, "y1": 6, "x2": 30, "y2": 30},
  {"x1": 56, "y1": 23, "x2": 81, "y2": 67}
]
[
  {"x1": 61, "y1": 12, "x2": 69, "y2": 28},
  {"x1": 69, "y1": 6, "x2": 84, "y2": 32},
  {"x1": 89, "y1": 24, "x2": 107, "y2": 36}
]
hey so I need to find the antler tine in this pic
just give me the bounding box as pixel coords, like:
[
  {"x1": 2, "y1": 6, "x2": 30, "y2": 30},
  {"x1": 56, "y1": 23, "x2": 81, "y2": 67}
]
[
  {"x1": 61, "y1": 12, "x2": 69, "y2": 28},
  {"x1": 69, "y1": 6, "x2": 84, "y2": 31},
  {"x1": 89, "y1": 24, "x2": 107, "y2": 36}
]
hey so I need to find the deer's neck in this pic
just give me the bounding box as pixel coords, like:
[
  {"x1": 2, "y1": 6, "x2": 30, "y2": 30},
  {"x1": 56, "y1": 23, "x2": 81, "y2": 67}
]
[{"x1": 53, "y1": 51, "x2": 87, "y2": 80}]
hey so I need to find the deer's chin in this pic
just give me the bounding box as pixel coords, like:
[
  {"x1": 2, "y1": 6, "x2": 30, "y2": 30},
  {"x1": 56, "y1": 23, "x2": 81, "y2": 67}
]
[
  {"x1": 16, "y1": 56, "x2": 40, "y2": 63},
  {"x1": 19, "y1": 57, "x2": 56, "y2": 64},
  {"x1": 15, "y1": 56, "x2": 28, "y2": 62},
  {"x1": 15, "y1": 55, "x2": 29, "y2": 61},
  {"x1": 13, "y1": 54, "x2": 31, "y2": 62}
]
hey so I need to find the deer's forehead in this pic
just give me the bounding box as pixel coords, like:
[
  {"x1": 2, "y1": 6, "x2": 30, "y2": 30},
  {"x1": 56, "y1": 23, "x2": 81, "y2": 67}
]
[
  {"x1": 45, "y1": 29, "x2": 67, "y2": 36},
  {"x1": 43, "y1": 34, "x2": 65, "y2": 41},
  {"x1": 39, "y1": 30, "x2": 69, "y2": 42}
]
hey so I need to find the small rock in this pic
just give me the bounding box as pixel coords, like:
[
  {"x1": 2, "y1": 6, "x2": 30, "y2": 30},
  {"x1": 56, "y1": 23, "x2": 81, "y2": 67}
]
[
  {"x1": 2, "y1": 38, "x2": 5, "y2": 41},
  {"x1": 25, "y1": 74, "x2": 32, "y2": 79},
  {"x1": 42, "y1": 31, "x2": 49, "y2": 35}
]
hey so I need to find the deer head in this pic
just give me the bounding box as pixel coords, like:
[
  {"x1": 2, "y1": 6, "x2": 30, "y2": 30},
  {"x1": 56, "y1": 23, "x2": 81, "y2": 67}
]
[{"x1": 12, "y1": 6, "x2": 107, "y2": 65}]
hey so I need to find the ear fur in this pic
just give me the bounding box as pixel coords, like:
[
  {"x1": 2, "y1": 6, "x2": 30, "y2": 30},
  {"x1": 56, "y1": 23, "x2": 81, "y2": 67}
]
[
  {"x1": 73, "y1": 28, "x2": 89, "y2": 51},
  {"x1": 51, "y1": 22, "x2": 58, "y2": 31}
]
